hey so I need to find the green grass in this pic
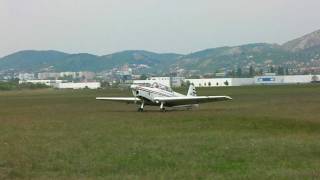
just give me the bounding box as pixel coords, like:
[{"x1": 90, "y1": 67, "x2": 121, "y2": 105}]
[{"x1": 0, "y1": 85, "x2": 320, "y2": 179}]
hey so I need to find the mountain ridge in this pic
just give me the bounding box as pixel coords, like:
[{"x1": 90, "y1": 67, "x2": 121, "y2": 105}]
[
  {"x1": 282, "y1": 29, "x2": 320, "y2": 52},
  {"x1": 1, "y1": 29, "x2": 320, "y2": 73}
]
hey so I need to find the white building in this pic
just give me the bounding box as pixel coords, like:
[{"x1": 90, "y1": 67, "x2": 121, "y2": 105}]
[
  {"x1": 18, "y1": 73, "x2": 35, "y2": 80},
  {"x1": 132, "y1": 75, "x2": 320, "y2": 88},
  {"x1": 232, "y1": 78, "x2": 255, "y2": 86},
  {"x1": 185, "y1": 78, "x2": 233, "y2": 87},
  {"x1": 133, "y1": 77, "x2": 171, "y2": 87},
  {"x1": 54, "y1": 82, "x2": 101, "y2": 89},
  {"x1": 78, "y1": 71, "x2": 96, "y2": 80},
  {"x1": 19, "y1": 80, "x2": 64, "y2": 86},
  {"x1": 185, "y1": 75, "x2": 320, "y2": 87},
  {"x1": 254, "y1": 76, "x2": 283, "y2": 84},
  {"x1": 283, "y1": 75, "x2": 315, "y2": 84},
  {"x1": 37, "y1": 72, "x2": 60, "y2": 79},
  {"x1": 254, "y1": 75, "x2": 318, "y2": 84},
  {"x1": 60, "y1": 72, "x2": 77, "y2": 78},
  {"x1": 38, "y1": 71, "x2": 96, "y2": 80},
  {"x1": 171, "y1": 77, "x2": 185, "y2": 87},
  {"x1": 185, "y1": 78, "x2": 254, "y2": 87}
]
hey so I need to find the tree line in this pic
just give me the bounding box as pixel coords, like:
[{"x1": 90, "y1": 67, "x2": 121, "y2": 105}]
[
  {"x1": 0, "y1": 79, "x2": 49, "y2": 91},
  {"x1": 227, "y1": 66, "x2": 290, "y2": 78}
]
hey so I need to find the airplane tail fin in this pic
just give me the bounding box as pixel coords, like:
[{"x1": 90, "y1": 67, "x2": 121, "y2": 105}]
[{"x1": 187, "y1": 84, "x2": 197, "y2": 96}]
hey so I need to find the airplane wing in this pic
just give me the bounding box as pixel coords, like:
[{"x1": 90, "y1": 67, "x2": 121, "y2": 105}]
[
  {"x1": 154, "y1": 96, "x2": 232, "y2": 106},
  {"x1": 96, "y1": 97, "x2": 141, "y2": 104}
]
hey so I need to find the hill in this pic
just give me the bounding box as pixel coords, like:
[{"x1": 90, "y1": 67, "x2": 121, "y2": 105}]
[
  {"x1": 0, "y1": 50, "x2": 70, "y2": 71},
  {"x1": 282, "y1": 30, "x2": 320, "y2": 52},
  {"x1": 100, "y1": 50, "x2": 183, "y2": 72},
  {"x1": 0, "y1": 50, "x2": 182, "y2": 73},
  {"x1": 175, "y1": 43, "x2": 290, "y2": 71},
  {"x1": 1, "y1": 29, "x2": 320, "y2": 73},
  {"x1": 175, "y1": 30, "x2": 320, "y2": 71}
]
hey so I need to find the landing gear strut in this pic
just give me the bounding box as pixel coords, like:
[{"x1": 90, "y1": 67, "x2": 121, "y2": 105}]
[
  {"x1": 138, "y1": 101, "x2": 144, "y2": 112},
  {"x1": 160, "y1": 102, "x2": 166, "y2": 112}
]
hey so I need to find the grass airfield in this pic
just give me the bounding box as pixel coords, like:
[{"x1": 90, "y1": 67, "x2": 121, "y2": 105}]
[{"x1": 0, "y1": 85, "x2": 320, "y2": 179}]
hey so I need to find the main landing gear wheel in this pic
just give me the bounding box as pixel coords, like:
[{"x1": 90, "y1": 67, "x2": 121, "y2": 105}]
[{"x1": 138, "y1": 108, "x2": 144, "y2": 112}]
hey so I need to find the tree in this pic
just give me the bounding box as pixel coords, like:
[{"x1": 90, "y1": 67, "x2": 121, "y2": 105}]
[
  {"x1": 249, "y1": 66, "x2": 255, "y2": 77},
  {"x1": 228, "y1": 69, "x2": 236, "y2": 78},
  {"x1": 270, "y1": 66, "x2": 275, "y2": 73},
  {"x1": 189, "y1": 75, "x2": 201, "y2": 79},
  {"x1": 312, "y1": 75, "x2": 319, "y2": 82},
  {"x1": 203, "y1": 73, "x2": 214, "y2": 78},
  {"x1": 285, "y1": 68, "x2": 289, "y2": 75},
  {"x1": 277, "y1": 66, "x2": 285, "y2": 75},
  {"x1": 236, "y1": 67, "x2": 242, "y2": 77},
  {"x1": 100, "y1": 81, "x2": 110, "y2": 88},
  {"x1": 140, "y1": 74, "x2": 148, "y2": 80},
  {"x1": 183, "y1": 80, "x2": 191, "y2": 87}
]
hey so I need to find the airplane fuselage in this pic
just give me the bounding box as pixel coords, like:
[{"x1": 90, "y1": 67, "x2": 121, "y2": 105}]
[{"x1": 131, "y1": 85, "x2": 187, "y2": 107}]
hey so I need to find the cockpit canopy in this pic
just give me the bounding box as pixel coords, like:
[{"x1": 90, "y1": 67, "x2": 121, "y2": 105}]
[
  {"x1": 133, "y1": 82, "x2": 172, "y2": 92},
  {"x1": 151, "y1": 82, "x2": 172, "y2": 92}
]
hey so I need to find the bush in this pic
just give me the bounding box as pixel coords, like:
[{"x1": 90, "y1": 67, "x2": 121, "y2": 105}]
[
  {"x1": 0, "y1": 82, "x2": 17, "y2": 90},
  {"x1": 0, "y1": 81, "x2": 49, "y2": 91}
]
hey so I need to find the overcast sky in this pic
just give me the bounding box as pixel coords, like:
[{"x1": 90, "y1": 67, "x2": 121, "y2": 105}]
[{"x1": 1, "y1": 0, "x2": 320, "y2": 57}]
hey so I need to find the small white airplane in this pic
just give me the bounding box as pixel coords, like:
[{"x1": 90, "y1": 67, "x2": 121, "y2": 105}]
[{"x1": 96, "y1": 83, "x2": 232, "y2": 112}]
